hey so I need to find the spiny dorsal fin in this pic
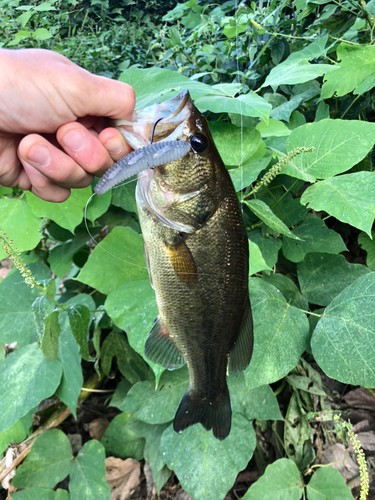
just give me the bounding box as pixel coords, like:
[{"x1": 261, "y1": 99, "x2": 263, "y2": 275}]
[
  {"x1": 229, "y1": 298, "x2": 253, "y2": 373},
  {"x1": 164, "y1": 236, "x2": 197, "y2": 286},
  {"x1": 144, "y1": 316, "x2": 185, "y2": 370}
]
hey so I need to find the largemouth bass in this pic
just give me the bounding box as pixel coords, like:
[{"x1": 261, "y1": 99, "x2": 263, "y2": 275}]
[{"x1": 115, "y1": 90, "x2": 253, "y2": 440}]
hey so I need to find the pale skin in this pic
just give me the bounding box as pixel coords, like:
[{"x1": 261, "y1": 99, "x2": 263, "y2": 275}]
[{"x1": 0, "y1": 48, "x2": 135, "y2": 202}]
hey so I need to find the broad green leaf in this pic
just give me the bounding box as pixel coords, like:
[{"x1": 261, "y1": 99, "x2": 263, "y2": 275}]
[
  {"x1": 77, "y1": 226, "x2": 148, "y2": 295},
  {"x1": 67, "y1": 304, "x2": 92, "y2": 361},
  {"x1": 311, "y1": 273, "x2": 375, "y2": 386},
  {"x1": 12, "y1": 489, "x2": 69, "y2": 500},
  {"x1": 245, "y1": 200, "x2": 299, "y2": 240},
  {"x1": 100, "y1": 330, "x2": 151, "y2": 383},
  {"x1": 47, "y1": 243, "x2": 78, "y2": 279},
  {"x1": 281, "y1": 218, "x2": 347, "y2": 263},
  {"x1": 13, "y1": 430, "x2": 72, "y2": 488},
  {"x1": 262, "y1": 273, "x2": 309, "y2": 310},
  {"x1": 242, "y1": 458, "x2": 303, "y2": 500},
  {"x1": 262, "y1": 192, "x2": 308, "y2": 227},
  {"x1": 256, "y1": 118, "x2": 291, "y2": 138},
  {"x1": 298, "y1": 253, "x2": 370, "y2": 307},
  {"x1": 321, "y1": 43, "x2": 375, "y2": 98},
  {"x1": 55, "y1": 296, "x2": 87, "y2": 417},
  {"x1": 25, "y1": 187, "x2": 92, "y2": 233},
  {"x1": 112, "y1": 180, "x2": 137, "y2": 214},
  {"x1": 41, "y1": 311, "x2": 61, "y2": 360},
  {"x1": 195, "y1": 92, "x2": 272, "y2": 123},
  {"x1": 105, "y1": 279, "x2": 161, "y2": 379},
  {"x1": 0, "y1": 411, "x2": 33, "y2": 455},
  {"x1": 270, "y1": 88, "x2": 320, "y2": 123},
  {"x1": 358, "y1": 231, "x2": 375, "y2": 270},
  {"x1": 85, "y1": 189, "x2": 111, "y2": 224},
  {"x1": 229, "y1": 374, "x2": 283, "y2": 421},
  {"x1": 32, "y1": 278, "x2": 56, "y2": 344},
  {"x1": 160, "y1": 413, "x2": 256, "y2": 500},
  {"x1": 245, "y1": 279, "x2": 309, "y2": 389},
  {"x1": 0, "y1": 343, "x2": 62, "y2": 433},
  {"x1": 0, "y1": 263, "x2": 50, "y2": 344},
  {"x1": 102, "y1": 413, "x2": 146, "y2": 460},
  {"x1": 301, "y1": 172, "x2": 375, "y2": 237},
  {"x1": 33, "y1": 27, "x2": 52, "y2": 40},
  {"x1": 209, "y1": 122, "x2": 262, "y2": 166},
  {"x1": 248, "y1": 239, "x2": 272, "y2": 275},
  {"x1": 248, "y1": 229, "x2": 282, "y2": 269},
  {"x1": 229, "y1": 156, "x2": 271, "y2": 192},
  {"x1": 264, "y1": 59, "x2": 335, "y2": 89},
  {"x1": 286, "y1": 120, "x2": 375, "y2": 181},
  {"x1": 306, "y1": 466, "x2": 354, "y2": 500},
  {"x1": 142, "y1": 423, "x2": 171, "y2": 493},
  {"x1": 122, "y1": 368, "x2": 188, "y2": 425},
  {"x1": 69, "y1": 440, "x2": 110, "y2": 500},
  {"x1": 0, "y1": 198, "x2": 41, "y2": 260}
]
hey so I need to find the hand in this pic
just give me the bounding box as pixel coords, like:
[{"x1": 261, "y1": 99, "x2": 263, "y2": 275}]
[{"x1": 0, "y1": 48, "x2": 135, "y2": 202}]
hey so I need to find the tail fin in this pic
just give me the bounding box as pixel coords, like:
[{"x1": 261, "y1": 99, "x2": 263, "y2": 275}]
[{"x1": 173, "y1": 387, "x2": 231, "y2": 440}]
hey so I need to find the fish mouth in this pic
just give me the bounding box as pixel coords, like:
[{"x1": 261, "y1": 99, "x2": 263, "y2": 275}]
[{"x1": 114, "y1": 90, "x2": 193, "y2": 149}]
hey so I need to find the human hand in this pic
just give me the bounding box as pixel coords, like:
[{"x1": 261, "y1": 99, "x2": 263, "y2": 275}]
[{"x1": 0, "y1": 48, "x2": 135, "y2": 202}]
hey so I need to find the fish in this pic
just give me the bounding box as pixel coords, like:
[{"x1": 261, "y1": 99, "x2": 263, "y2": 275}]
[{"x1": 113, "y1": 90, "x2": 254, "y2": 440}]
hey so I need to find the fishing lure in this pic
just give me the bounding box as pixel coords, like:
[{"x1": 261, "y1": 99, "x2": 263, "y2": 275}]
[{"x1": 94, "y1": 140, "x2": 191, "y2": 195}]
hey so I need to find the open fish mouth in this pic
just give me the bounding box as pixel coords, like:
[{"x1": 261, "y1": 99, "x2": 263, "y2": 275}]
[
  {"x1": 94, "y1": 91, "x2": 193, "y2": 196},
  {"x1": 113, "y1": 90, "x2": 193, "y2": 149}
]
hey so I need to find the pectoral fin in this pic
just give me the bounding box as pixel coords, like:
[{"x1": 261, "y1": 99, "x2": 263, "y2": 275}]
[
  {"x1": 164, "y1": 236, "x2": 197, "y2": 286},
  {"x1": 144, "y1": 316, "x2": 185, "y2": 369},
  {"x1": 229, "y1": 298, "x2": 253, "y2": 373}
]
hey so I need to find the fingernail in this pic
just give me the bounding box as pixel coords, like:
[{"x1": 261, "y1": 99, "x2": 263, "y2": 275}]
[
  {"x1": 104, "y1": 137, "x2": 123, "y2": 155},
  {"x1": 62, "y1": 129, "x2": 87, "y2": 152},
  {"x1": 26, "y1": 144, "x2": 51, "y2": 167}
]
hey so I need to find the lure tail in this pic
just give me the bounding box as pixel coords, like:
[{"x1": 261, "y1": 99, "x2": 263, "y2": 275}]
[{"x1": 173, "y1": 386, "x2": 231, "y2": 440}]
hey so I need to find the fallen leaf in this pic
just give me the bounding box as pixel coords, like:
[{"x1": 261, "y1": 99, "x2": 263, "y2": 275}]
[
  {"x1": 321, "y1": 443, "x2": 359, "y2": 483},
  {"x1": 105, "y1": 457, "x2": 140, "y2": 500},
  {"x1": 89, "y1": 418, "x2": 110, "y2": 441}
]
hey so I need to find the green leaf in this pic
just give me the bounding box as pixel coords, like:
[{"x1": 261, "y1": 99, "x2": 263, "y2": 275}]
[
  {"x1": 209, "y1": 122, "x2": 262, "y2": 166},
  {"x1": 0, "y1": 198, "x2": 41, "y2": 259},
  {"x1": 25, "y1": 187, "x2": 92, "y2": 233},
  {"x1": 102, "y1": 413, "x2": 146, "y2": 460},
  {"x1": 311, "y1": 272, "x2": 375, "y2": 386},
  {"x1": 0, "y1": 343, "x2": 62, "y2": 433},
  {"x1": 245, "y1": 279, "x2": 309, "y2": 389},
  {"x1": 77, "y1": 226, "x2": 148, "y2": 295},
  {"x1": 13, "y1": 429, "x2": 72, "y2": 488},
  {"x1": 33, "y1": 27, "x2": 52, "y2": 40},
  {"x1": 56, "y1": 302, "x2": 83, "y2": 418},
  {"x1": 256, "y1": 118, "x2": 291, "y2": 138},
  {"x1": 122, "y1": 368, "x2": 188, "y2": 425},
  {"x1": 0, "y1": 411, "x2": 33, "y2": 455},
  {"x1": 242, "y1": 458, "x2": 303, "y2": 500},
  {"x1": 249, "y1": 239, "x2": 272, "y2": 275},
  {"x1": 298, "y1": 253, "x2": 370, "y2": 306},
  {"x1": 41, "y1": 311, "x2": 61, "y2": 360},
  {"x1": 306, "y1": 466, "x2": 354, "y2": 500},
  {"x1": 321, "y1": 43, "x2": 375, "y2": 99},
  {"x1": 195, "y1": 92, "x2": 272, "y2": 123},
  {"x1": 270, "y1": 88, "x2": 320, "y2": 123},
  {"x1": 67, "y1": 304, "x2": 92, "y2": 361},
  {"x1": 111, "y1": 180, "x2": 137, "y2": 214},
  {"x1": 160, "y1": 413, "x2": 256, "y2": 500},
  {"x1": 0, "y1": 263, "x2": 51, "y2": 344},
  {"x1": 358, "y1": 231, "x2": 375, "y2": 270},
  {"x1": 32, "y1": 279, "x2": 56, "y2": 344},
  {"x1": 229, "y1": 374, "x2": 283, "y2": 421},
  {"x1": 142, "y1": 423, "x2": 171, "y2": 493},
  {"x1": 285, "y1": 120, "x2": 375, "y2": 181},
  {"x1": 85, "y1": 189, "x2": 111, "y2": 224},
  {"x1": 262, "y1": 273, "x2": 309, "y2": 310},
  {"x1": 105, "y1": 280, "x2": 161, "y2": 379},
  {"x1": 245, "y1": 200, "x2": 300, "y2": 240},
  {"x1": 300, "y1": 172, "x2": 375, "y2": 237},
  {"x1": 12, "y1": 488, "x2": 70, "y2": 500},
  {"x1": 70, "y1": 440, "x2": 110, "y2": 500},
  {"x1": 281, "y1": 218, "x2": 347, "y2": 263},
  {"x1": 248, "y1": 229, "x2": 282, "y2": 269},
  {"x1": 229, "y1": 156, "x2": 271, "y2": 192},
  {"x1": 100, "y1": 330, "x2": 150, "y2": 383}
]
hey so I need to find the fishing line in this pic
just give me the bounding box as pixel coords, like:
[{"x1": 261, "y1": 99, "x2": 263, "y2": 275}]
[{"x1": 235, "y1": 0, "x2": 244, "y2": 217}]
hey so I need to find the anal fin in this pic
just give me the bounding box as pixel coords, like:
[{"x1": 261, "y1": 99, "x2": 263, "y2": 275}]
[
  {"x1": 229, "y1": 297, "x2": 253, "y2": 373},
  {"x1": 144, "y1": 316, "x2": 185, "y2": 370}
]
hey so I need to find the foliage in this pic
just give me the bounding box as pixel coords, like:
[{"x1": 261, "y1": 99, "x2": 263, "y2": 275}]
[{"x1": 1, "y1": 0, "x2": 375, "y2": 499}]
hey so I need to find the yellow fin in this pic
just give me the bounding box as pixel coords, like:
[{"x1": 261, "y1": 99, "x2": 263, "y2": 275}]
[{"x1": 165, "y1": 236, "x2": 197, "y2": 286}]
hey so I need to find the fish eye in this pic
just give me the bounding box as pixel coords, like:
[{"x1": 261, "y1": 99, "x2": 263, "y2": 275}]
[{"x1": 190, "y1": 133, "x2": 208, "y2": 154}]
